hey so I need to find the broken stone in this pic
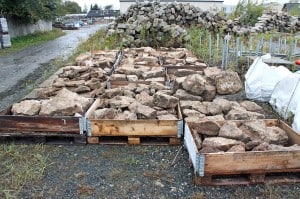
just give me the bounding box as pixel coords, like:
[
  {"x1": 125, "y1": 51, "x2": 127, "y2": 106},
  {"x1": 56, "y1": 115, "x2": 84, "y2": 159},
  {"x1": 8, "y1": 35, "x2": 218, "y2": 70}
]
[
  {"x1": 205, "y1": 115, "x2": 225, "y2": 121},
  {"x1": 157, "y1": 114, "x2": 178, "y2": 120},
  {"x1": 213, "y1": 98, "x2": 232, "y2": 113},
  {"x1": 110, "y1": 74, "x2": 127, "y2": 81},
  {"x1": 154, "y1": 93, "x2": 179, "y2": 108},
  {"x1": 269, "y1": 144, "x2": 300, "y2": 151},
  {"x1": 225, "y1": 108, "x2": 265, "y2": 120},
  {"x1": 219, "y1": 121, "x2": 250, "y2": 142},
  {"x1": 127, "y1": 75, "x2": 139, "y2": 81},
  {"x1": 203, "y1": 66, "x2": 222, "y2": 80},
  {"x1": 190, "y1": 120, "x2": 221, "y2": 136},
  {"x1": 142, "y1": 70, "x2": 165, "y2": 79},
  {"x1": 172, "y1": 76, "x2": 186, "y2": 91},
  {"x1": 150, "y1": 81, "x2": 168, "y2": 91},
  {"x1": 123, "y1": 90, "x2": 136, "y2": 98},
  {"x1": 102, "y1": 88, "x2": 124, "y2": 98},
  {"x1": 202, "y1": 84, "x2": 216, "y2": 101},
  {"x1": 182, "y1": 74, "x2": 207, "y2": 95},
  {"x1": 227, "y1": 145, "x2": 246, "y2": 152},
  {"x1": 239, "y1": 100, "x2": 263, "y2": 113},
  {"x1": 183, "y1": 109, "x2": 205, "y2": 118},
  {"x1": 114, "y1": 111, "x2": 137, "y2": 120},
  {"x1": 265, "y1": 126, "x2": 288, "y2": 146},
  {"x1": 135, "y1": 91, "x2": 154, "y2": 106},
  {"x1": 180, "y1": 100, "x2": 197, "y2": 109},
  {"x1": 203, "y1": 102, "x2": 223, "y2": 115},
  {"x1": 252, "y1": 142, "x2": 271, "y2": 151},
  {"x1": 11, "y1": 100, "x2": 41, "y2": 116},
  {"x1": 199, "y1": 146, "x2": 223, "y2": 153},
  {"x1": 245, "y1": 140, "x2": 261, "y2": 151},
  {"x1": 202, "y1": 137, "x2": 243, "y2": 152},
  {"x1": 65, "y1": 80, "x2": 85, "y2": 87},
  {"x1": 128, "y1": 101, "x2": 156, "y2": 119},
  {"x1": 215, "y1": 71, "x2": 243, "y2": 95},
  {"x1": 109, "y1": 96, "x2": 137, "y2": 109},
  {"x1": 53, "y1": 78, "x2": 66, "y2": 88},
  {"x1": 94, "y1": 108, "x2": 118, "y2": 119},
  {"x1": 39, "y1": 88, "x2": 91, "y2": 116},
  {"x1": 174, "y1": 89, "x2": 202, "y2": 101},
  {"x1": 74, "y1": 85, "x2": 91, "y2": 93}
]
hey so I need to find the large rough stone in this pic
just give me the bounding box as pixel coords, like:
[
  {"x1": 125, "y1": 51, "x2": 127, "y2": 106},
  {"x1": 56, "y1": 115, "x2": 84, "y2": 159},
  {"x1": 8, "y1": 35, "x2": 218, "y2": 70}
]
[
  {"x1": 135, "y1": 91, "x2": 154, "y2": 106},
  {"x1": 110, "y1": 74, "x2": 127, "y2": 81},
  {"x1": 192, "y1": 102, "x2": 209, "y2": 115},
  {"x1": 150, "y1": 82, "x2": 168, "y2": 91},
  {"x1": 182, "y1": 74, "x2": 207, "y2": 95},
  {"x1": 128, "y1": 102, "x2": 157, "y2": 119},
  {"x1": 269, "y1": 144, "x2": 300, "y2": 151},
  {"x1": 203, "y1": 102, "x2": 223, "y2": 115},
  {"x1": 225, "y1": 107, "x2": 265, "y2": 120},
  {"x1": 203, "y1": 66, "x2": 222, "y2": 80},
  {"x1": 142, "y1": 70, "x2": 165, "y2": 79},
  {"x1": 154, "y1": 93, "x2": 179, "y2": 108},
  {"x1": 265, "y1": 126, "x2": 288, "y2": 146},
  {"x1": 174, "y1": 89, "x2": 202, "y2": 101},
  {"x1": 239, "y1": 120, "x2": 267, "y2": 142},
  {"x1": 215, "y1": 71, "x2": 243, "y2": 95},
  {"x1": 109, "y1": 96, "x2": 137, "y2": 109},
  {"x1": 239, "y1": 100, "x2": 263, "y2": 113},
  {"x1": 180, "y1": 100, "x2": 198, "y2": 109},
  {"x1": 127, "y1": 75, "x2": 139, "y2": 81},
  {"x1": 190, "y1": 120, "x2": 221, "y2": 136},
  {"x1": 39, "y1": 88, "x2": 91, "y2": 116},
  {"x1": 157, "y1": 114, "x2": 178, "y2": 120},
  {"x1": 213, "y1": 98, "x2": 232, "y2": 113},
  {"x1": 65, "y1": 80, "x2": 85, "y2": 87},
  {"x1": 202, "y1": 84, "x2": 216, "y2": 101},
  {"x1": 183, "y1": 109, "x2": 205, "y2": 118},
  {"x1": 173, "y1": 76, "x2": 186, "y2": 91},
  {"x1": 202, "y1": 137, "x2": 244, "y2": 152},
  {"x1": 74, "y1": 85, "x2": 91, "y2": 93},
  {"x1": 219, "y1": 121, "x2": 250, "y2": 142},
  {"x1": 93, "y1": 108, "x2": 118, "y2": 119},
  {"x1": 102, "y1": 88, "x2": 124, "y2": 98},
  {"x1": 114, "y1": 111, "x2": 138, "y2": 120},
  {"x1": 227, "y1": 145, "x2": 246, "y2": 152},
  {"x1": 11, "y1": 100, "x2": 41, "y2": 116}
]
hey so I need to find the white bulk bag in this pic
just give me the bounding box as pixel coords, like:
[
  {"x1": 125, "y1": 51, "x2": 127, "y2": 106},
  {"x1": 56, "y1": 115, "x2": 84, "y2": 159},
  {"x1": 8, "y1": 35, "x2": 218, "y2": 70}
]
[{"x1": 292, "y1": 106, "x2": 300, "y2": 134}]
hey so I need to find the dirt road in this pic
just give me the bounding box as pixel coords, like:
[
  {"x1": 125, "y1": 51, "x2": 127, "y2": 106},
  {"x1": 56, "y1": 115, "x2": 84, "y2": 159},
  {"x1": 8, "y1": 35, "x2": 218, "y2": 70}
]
[{"x1": 0, "y1": 24, "x2": 107, "y2": 111}]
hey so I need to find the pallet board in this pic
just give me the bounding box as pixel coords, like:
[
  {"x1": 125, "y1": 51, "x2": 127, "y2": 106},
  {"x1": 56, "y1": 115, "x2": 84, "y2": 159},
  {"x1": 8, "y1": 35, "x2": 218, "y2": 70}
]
[
  {"x1": 184, "y1": 119, "x2": 300, "y2": 185},
  {"x1": 85, "y1": 98, "x2": 183, "y2": 145}
]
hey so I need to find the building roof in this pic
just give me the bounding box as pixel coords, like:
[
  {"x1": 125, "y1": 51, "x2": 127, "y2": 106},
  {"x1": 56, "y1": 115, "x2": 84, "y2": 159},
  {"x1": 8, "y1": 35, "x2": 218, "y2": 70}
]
[{"x1": 86, "y1": 10, "x2": 120, "y2": 18}]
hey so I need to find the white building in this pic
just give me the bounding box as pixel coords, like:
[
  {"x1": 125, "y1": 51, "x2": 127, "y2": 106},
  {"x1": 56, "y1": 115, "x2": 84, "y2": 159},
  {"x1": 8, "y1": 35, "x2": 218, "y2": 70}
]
[{"x1": 119, "y1": 0, "x2": 224, "y2": 14}]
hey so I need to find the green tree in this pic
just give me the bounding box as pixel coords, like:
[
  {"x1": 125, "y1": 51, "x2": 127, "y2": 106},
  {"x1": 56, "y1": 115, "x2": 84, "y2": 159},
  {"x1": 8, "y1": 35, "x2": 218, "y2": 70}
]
[
  {"x1": 63, "y1": 1, "x2": 82, "y2": 14},
  {"x1": 91, "y1": 4, "x2": 99, "y2": 10},
  {"x1": 104, "y1": 4, "x2": 113, "y2": 10},
  {"x1": 0, "y1": 0, "x2": 59, "y2": 23}
]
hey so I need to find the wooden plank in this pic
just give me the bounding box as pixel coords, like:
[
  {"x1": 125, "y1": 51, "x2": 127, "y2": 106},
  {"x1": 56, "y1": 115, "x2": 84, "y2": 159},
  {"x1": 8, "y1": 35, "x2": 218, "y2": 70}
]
[
  {"x1": 279, "y1": 120, "x2": 300, "y2": 145},
  {"x1": 203, "y1": 150, "x2": 300, "y2": 175},
  {"x1": 128, "y1": 137, "x2": 140, "y2": 145},
  {"x1": 0, "y1": 116, "x2": 80, "y2": 133},
  {"x1": 90, "y1": 120, "x2": 178, "y2": 137},
  {"x1": 87, "y1": 137, "x2": 99, "y2": 144}
]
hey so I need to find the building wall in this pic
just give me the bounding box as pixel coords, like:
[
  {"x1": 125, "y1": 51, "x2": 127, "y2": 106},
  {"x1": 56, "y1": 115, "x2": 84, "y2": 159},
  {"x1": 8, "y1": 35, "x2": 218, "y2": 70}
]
[
  {"x1": 7, "y1": 19, "x2": 52, "y2": 38},
  {"x1": 120, "y1": 1, "x2": 223, "y2": 14}
]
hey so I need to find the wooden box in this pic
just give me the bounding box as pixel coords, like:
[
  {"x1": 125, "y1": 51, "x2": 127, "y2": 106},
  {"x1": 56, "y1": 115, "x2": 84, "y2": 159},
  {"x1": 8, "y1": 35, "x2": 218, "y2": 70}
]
[{"x1": 184, "y1": 119, "x2": 300, "y2": 185}]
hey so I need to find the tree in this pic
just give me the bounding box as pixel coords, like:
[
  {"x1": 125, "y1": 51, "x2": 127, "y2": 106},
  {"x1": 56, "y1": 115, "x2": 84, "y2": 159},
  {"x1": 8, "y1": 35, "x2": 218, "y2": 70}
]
[
  {"x1": 91, "y1": 4, "x2": 99, "y2": 10},
  {"x1": 104, "y1": 4, "x2": 113, "y2": 10},
  {"x1": 83, "y1": 4, "x2": 88, "y2": 13},
  {"x1": 0, "y1": 0, "x2": 59, "y2": 23},
  {"x1": 63, "y1": 1, "x2": 82, "y2": 14}
]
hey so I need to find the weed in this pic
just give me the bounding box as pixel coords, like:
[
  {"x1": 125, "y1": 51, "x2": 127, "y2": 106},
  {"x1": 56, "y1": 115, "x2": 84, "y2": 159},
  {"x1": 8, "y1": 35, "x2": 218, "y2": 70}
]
[{"x1": 190, "y1": 191, "x2": 205, "y2": 199}]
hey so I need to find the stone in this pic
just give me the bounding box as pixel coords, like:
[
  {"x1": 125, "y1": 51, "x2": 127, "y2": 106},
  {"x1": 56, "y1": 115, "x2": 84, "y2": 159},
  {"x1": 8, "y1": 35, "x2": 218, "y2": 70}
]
[
  {"x1": 190, "y1": 120, "x2": 221, "y2": 136},
  {"x1": 145, "y1": 77, "x2": 165, "y2": 82},
  {"x1": 265, "y1": 126, "x2": 288, "y2": 146},
  {"x1": 156, "y1": 90, "x2": 174, "y2": 96},
  {"x1": 127, "y1": 75, "x2": 139, "y2": 81},
  {"x1": 114, "y1": 111, "x2": 138, "y2": 120},
  {"x1": 102, "y1": 88, "x2": 124, "y2": 98},
  {"x1": 174, "y1": 89, "x2": 202, "y2": 101},
  {"x1": 135, "y1": 91, "x2": 154, "y2": 106},
  {"x1": 74, "y1": 85, "x2": 91, "y2": 93},
  {"x1": 213, "y1": 98, "x2": 232, "y2": 113},
  {"x1": 205, "y1": 115, "x2": 225, "y2": 121},
  {"x1": 269, "y1": 144, "x2": 300, "y2": 151},
  {"x1": 182, "y1": 74, "x2": 207, "y2": 95},
  {"x1": 203, "y1": 102, "x2": 223, "y2": 115},
  {"x1": 110, "y1": 74, "x2": 127, "y2": 81},
  {"x1": 174, "y1": 69, "x2": 199, "y2": 77},
  {"x1": 109, "y1": 96, "x2": 137, "y2": 109},
  {"x1": 239, "y1": 100, "x2": 263, "y2": 113},
  {"x1": 53, "y1": 78, "x2": 65, "y2": 88},
  {"x1": 252, "y1": 142, "x2": 271, "y2": 151},
  {"x1": 245, "y1": 140, "x2": 261, "y2": 151},
  {"x1": 202, "y1": 137, "x2": 243, "y2": 152},
  {"x1": 123, "y1": 90, "x2": 136, "y2": 98},
  {"x1": 85, "y1": 79, "x2": 103, "y2": 90},
  {"x1": 154, "y1": 93, "x2": 179, "y2": 108},
  {"x1": 202, "y1": 84, "x2": 216, "y2": 101},
  {"x1": 11, "y1": 100, "x2": 41, "y2": 116},
  {"x1": 227, "y1": 145, "x2": 246, "y2": 152},
  {"x1": 128, "y1": 102, "x2": 157, "y2": 119},
  {"x1": 182, "y1": 109, "x2": 205, "y2": 118},
  {"x1": 219, "y1": 121, "x2": 250, "y2": 142},
  {"x1": 203, "y1": 66, "x2": 222, "y2": 80},
  {"x1": 225, "y1": 108, "x2": 265, "y2": 120},
  {"x1": 150, "y1": 82, "x2": 168, "y2": 91},
  {"x1": 199, "y1": 146, "x2": 223, "y2": 153},
  {"x1": 93, "y1": 108, "x2": 118, "y2": 119},
  {"x1": 215, "y1": 71, "x2": 243, "y2": 95},
  {"x1": 65, "y1": 80, "x2": 85, "y2": 87},
  {"x1": 180, "y1": 100, "x2": 198, "y2": 109},
  {"x1": 239, "y1": 120, "x2": 267, "y2": 142},
  {"x1": 157, "y1": 114, "x2": 178, "y2": 120},
  {"x1": 136, "y1": 84, "x2": 150, "y2": 94},
  {"x1": 142, "y1": 70, "x2": 165, "y2": 79},
  {"x1": 39, "y1": 88, "x2": 91, "y2": 116},
  {"x1": 192, "y1": 102, "x2": 209, "y2": 115}
]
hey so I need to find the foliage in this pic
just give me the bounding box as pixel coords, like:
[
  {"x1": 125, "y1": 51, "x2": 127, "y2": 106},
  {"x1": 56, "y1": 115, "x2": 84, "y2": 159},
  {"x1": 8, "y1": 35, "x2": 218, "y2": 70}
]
[
  {"x1": 231, "y1": 0, "x2": 264, "y2": 26},
  {"x1": 57, "y1": 1, "x2": 81, "y2": 15},
  {"x1": 90, "y1": 3, "x2": 101, "y2": 10},
  {"x1": 0, "y1": 0, "x2": 59, "y2": 24},
  {"x1": 0, "y1": 29, "x2": 65, "y2": 56},
  {"x1": 104, "y1": 4, "x2": 113, "y2": 10}
]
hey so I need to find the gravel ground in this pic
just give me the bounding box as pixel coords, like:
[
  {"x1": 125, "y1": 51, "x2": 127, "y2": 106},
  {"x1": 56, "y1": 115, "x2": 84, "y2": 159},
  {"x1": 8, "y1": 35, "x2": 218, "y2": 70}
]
[{"x1": 17, "y1": 145, "x2": 300, "y2": 198}]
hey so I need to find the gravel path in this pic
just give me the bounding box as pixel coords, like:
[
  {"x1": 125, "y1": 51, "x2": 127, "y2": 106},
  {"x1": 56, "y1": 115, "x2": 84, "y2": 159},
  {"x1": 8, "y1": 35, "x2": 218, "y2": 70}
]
[{"x1": 18, "y1": 145, "x2": 300, "y2": 198}]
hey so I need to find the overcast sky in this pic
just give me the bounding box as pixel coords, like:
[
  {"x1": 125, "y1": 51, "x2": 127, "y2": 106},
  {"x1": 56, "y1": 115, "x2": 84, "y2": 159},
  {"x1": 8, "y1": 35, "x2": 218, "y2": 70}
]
[{"x1": 72, "y1": 0, "x2": 291, "y2": 10}]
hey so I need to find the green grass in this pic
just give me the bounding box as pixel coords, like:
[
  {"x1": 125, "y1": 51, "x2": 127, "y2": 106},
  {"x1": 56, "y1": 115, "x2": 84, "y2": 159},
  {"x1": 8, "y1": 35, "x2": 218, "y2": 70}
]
[
  {"x1": 0, "y1": 29, "x2": 66, "y2": 57},
  {"x1": 0, "y1": 144, "x2": 50, "y2": 198}
]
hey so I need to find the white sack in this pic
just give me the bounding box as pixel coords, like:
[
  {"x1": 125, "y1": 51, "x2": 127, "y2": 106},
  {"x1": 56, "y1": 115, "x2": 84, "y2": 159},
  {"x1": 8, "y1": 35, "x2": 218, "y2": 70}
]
[{"x1": 292, "y1": 106, "x2": 300, "y2": 134}]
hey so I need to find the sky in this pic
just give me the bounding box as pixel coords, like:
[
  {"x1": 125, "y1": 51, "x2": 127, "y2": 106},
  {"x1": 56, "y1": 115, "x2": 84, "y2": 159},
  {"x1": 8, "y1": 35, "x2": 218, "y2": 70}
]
[{"x1": 72, "y1": 0, "x2": 291, "y2": 10}]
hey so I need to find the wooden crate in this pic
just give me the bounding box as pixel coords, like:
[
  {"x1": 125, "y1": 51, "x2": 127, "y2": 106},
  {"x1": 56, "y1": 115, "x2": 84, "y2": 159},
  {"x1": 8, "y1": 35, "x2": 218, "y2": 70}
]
[
  {"x1": 85, "y1": 98, "x2": 183, "y2": 145},
  {"x1": 184, "y1": 119, "x2": 300, "y2": 185},
  {"x1": 0, "y1": 115, "x2": 86, "y2": 144}
]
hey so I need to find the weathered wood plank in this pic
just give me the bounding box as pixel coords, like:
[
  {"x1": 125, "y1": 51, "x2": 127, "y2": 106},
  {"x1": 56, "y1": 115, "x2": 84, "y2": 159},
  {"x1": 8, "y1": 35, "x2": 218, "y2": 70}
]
[{"x1": 0, "y1": 116, "x2": 80, "y2": 133}]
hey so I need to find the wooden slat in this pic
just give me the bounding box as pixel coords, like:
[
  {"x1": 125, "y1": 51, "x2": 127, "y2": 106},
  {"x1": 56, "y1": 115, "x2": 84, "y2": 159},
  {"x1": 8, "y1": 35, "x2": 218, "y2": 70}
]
[
  {"x1": 0, "y1": 116, "x2": 80, "y2": 133},
  {"x1": 90, "y1": 120, "x2": 178, "y2": 137}
]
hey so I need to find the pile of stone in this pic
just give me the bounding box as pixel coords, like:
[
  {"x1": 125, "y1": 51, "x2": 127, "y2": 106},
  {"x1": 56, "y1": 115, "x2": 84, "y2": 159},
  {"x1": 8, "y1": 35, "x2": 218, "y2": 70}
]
[
  {"x1": 36, "y1": 50, "x2": 119, "y2": 99},
  {"x1": 107, "y1": 1, "x2": 225, "y2": 47},
  {"x1": 11, "y1": 88, "x2": 93, "y2": 116},
  {"x1": 190, "y1": 120, "x2": 300, "y2": 153},
  {"x1": 250, "y1": 12, "x2": 300, "y2": 33},
  {"x1": 91, "y1": 82, "x2": 179, "y2": 120}
]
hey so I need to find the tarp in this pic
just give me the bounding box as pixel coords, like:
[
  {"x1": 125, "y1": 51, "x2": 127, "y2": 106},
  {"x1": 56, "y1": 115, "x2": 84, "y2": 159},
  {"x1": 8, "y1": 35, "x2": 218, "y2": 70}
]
[
  {"x1": 292, "y1": 106, "x2": 300, "y2": 133},
  {"x1": 245, "y1": 54, "x2": 293, "y2": 102}
]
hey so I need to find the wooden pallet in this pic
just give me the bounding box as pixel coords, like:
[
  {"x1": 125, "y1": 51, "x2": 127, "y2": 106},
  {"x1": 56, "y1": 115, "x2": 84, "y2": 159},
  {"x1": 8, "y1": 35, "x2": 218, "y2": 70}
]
[
  {"x1": 87, "y1": 136, "x2": 181, "y2": 145},
  {"x1": 184, "y1": 119, "x2": 300, "y2": 186},
  {"x1": 194, "y1": 172, "x2": 300, "y2": 186},
  {"x1": 0, "y1": 115, "x2": 86, "y2": 144}
]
